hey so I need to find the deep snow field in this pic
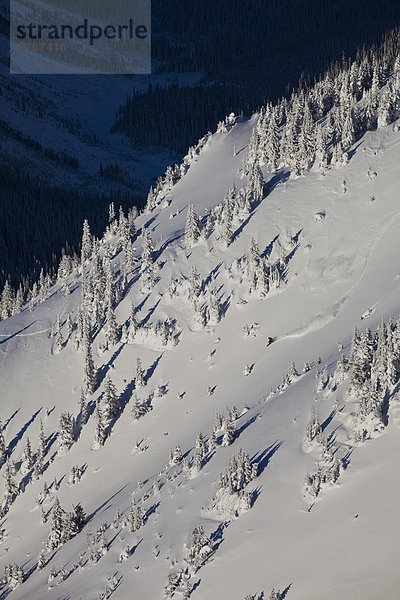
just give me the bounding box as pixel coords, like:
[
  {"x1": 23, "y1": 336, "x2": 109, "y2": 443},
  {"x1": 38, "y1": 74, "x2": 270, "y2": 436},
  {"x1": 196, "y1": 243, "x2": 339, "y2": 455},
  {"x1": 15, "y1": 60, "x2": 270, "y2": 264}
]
[{"x1": 1, "y1": 104, "x2": 400, "y2": 600}]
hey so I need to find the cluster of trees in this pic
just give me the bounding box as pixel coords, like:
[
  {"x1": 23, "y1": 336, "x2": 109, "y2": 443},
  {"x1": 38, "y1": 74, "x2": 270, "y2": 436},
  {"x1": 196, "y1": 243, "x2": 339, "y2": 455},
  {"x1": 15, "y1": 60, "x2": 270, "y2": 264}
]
[
  {"x1": 2, "y1": 563, "x2": 24, "y2": 591},
  {"x1": 245, "y1": 49, "x2": 400, "y2": 176},
  {"x1": 217, "y1": 448, "x2": 257, "y2": 495},
  {"x1": 304, "y1": 438, "x2": 344, "y2": 501},
  {"x1": 0, "y1": 419, "x2": 53, "y2": 515},
  {"x1": 228, "y1": 236, "x2": 285, "y2": 300},
  {"x1": 46, "y1": 498, "x2": 85, "y2": 551},
  {"x1": 245, "y1": 592, "x2": 282, "y2": 600},
  {"x1": 344, "y1": 318, "x2": 400, "y2": 440},
  {"x1": 301, "y1": 316, "x2": 400, "y2": 502}
]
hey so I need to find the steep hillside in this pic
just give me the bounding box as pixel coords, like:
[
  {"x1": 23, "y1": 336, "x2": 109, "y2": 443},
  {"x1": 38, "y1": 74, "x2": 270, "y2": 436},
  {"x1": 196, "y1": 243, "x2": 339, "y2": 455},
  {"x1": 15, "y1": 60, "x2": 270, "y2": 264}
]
[{"x1": 1, "y1": 62, "x2": 400, "y2": 600}]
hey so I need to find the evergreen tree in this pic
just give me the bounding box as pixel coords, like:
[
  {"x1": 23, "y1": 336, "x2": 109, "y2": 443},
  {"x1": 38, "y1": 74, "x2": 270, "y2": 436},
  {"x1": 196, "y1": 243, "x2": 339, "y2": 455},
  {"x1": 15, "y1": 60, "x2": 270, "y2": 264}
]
[
  {"x1": 33, "y1": 421, "x2": 46, "y2": 480},
  {"x1": 83, "y1": 336, "x2": 97, "y2": 396},
  {"x1": 4, "y1": 564, "x2": 24, "y2": 590},
  {"x1": 81, "y1": 219, "x2": 92, "y2": 264},
  {"x1": 128, "y1": 307, "x2": 140, "y2": 341},
  {"x1": 3, "y1": 459, "x2": 18, "y2": 508},
  {"x1": 305, "y1": 408, "x2": 322, "y2": 443},
  {"x1": 131, "y1": 394, "x2": 150, "y2": 420},
  {"x1": 185, "y1": 205, "x2": 202, "y2": 246},
  {"x1": 46, "y1": 497, "x2": 64, "y2": 551},
  {"x1": 66, "y1": 503, "x2": 86, "y2": 538},
  {"x1": 187, "y1": 525, "x2": 212, "y2": 571},
  {"x1": 221, "y1": 418, "x2": 236, "y2": 447},
  {"x1": 220, "y1": 208, "x2": 233, "y2": 248},
  {"x1": 208, "y1": 289, "x2": 222, "y2": 323},
  {"x1": 193, "y1": 432, "x2": 207, "y2": 470},
  {"x1": 58, "y1": 412, "x2": 75, "y2": 453},
  {"x1": 20, "y1": 436, "x2": 33, "y2": 473},
  {"x1": 169, "y1": 445, "x2": 183, "y2": 465},
  {"x1": 103, "y1": 302, "x2": 120, "y2": 350},
  {"x1": 127, "y1": 497, "x2": 144, "y2": 533},
  {"x1": 92, "y1": 404, "x2": 107, "y2": 449},
  {"x1": 1, "y1": 281, "x2": 15, "y2": 319},
  {"x1": 141, "y1": 229, "x2": 154, "y2": 271},
  {"x1": 103, "y1": 375, "x2": 120, "y2": 421},
  {"x1": 341, "y1": 105, "x2": 356, "y2": 149},
  {"x1": 135, "y1": 357, "x2": 146, "y2": 388},
  {"x1": 78, "y1": 389, "x2": 89, "y2": 428},
  {"x1": 118, "y1": 543, "x2": 131, "y2": 562},
  {"x1": 188, "y1": 265, "x2": 203, "y2": 303}
]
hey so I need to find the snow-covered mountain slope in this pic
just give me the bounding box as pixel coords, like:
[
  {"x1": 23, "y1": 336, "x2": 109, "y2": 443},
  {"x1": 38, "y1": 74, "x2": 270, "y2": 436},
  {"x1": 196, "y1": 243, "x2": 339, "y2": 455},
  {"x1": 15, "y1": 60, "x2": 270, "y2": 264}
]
[{"x1": 1, "y1": 108, "x2": 400, "y2": 600}]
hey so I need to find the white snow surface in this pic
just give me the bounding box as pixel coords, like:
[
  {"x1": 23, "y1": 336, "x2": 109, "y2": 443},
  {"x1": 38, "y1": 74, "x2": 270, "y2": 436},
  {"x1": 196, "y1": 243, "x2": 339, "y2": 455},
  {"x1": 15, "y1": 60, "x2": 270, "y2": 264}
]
[{"x1": 1, "y1": 114, "x2": 400, "y2": 600}]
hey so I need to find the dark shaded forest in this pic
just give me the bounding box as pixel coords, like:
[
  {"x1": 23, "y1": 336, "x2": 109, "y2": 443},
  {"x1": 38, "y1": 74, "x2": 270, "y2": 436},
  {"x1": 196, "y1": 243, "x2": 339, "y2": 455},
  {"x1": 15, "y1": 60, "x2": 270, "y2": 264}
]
[
  {"x1": 0, "y1": 165, "x2": 141, "y2": 287},
  {"x1": 114, "y1": 0, "x2": 400, "y2": 152}
]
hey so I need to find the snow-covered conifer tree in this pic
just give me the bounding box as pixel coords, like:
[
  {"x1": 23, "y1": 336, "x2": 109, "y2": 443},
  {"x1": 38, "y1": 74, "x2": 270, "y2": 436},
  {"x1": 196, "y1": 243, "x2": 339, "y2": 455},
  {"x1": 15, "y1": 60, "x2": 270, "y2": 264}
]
[
  {"x1": 92, "y1": 404, "x2": 107, "y2": 449},
  {"x1": 103, "y1": 302, "x2": 120, "y2": 351},
  {"x1": 127, "y1": 497, "x2": 144, "y2": 533},
  {"x1": 128, "y1": 307, "x2": 140, "y2": 342},
  {"x1": 102, "y1": 375, "x2": 120, "y2": 421},
  {"x1": 131, "y1": 394, "x2": 151, "y2": 420},
  {"x1": 46, "y1": 497, "x2": 64, "y2": 551},
  {"x1": 4, "y1": 564, "x2": 24, "y2": 590},
  {"x1": 78, "y1": 389, "x2": 89, "y2": 428},
  {"x1": 141, "y1": 229, "x2": 154, "y2": 271},
  {"x1": 3, "y1": 459, "x2": 18, "y2": 509},
  {"x1": 193, "y1": 432, "x2": 207, "y2": 471},
  {"x1": 66, "y1": 503, "x2": 86, "y2": 538},
  {"x1": 208, "y1": 289, "x2": 222, "y2": 324},
  {"x1": 188, "y1": 266, "x2": 203, "y2": 304},
  {"x1": 164, "y1": 572, "x2": 180, "y2": 598},
  {"x1": 185, "y1": 205, "x2": 202, "y2": 247},
  {"x1": 186, "y1": 525, "x2": 212, "y2": 571},
  {"x1": 81, "y1": 219, "x2": 92, "y2": 264},
  {"x1": 34, "y1": 421, "x2": 46, "y2": 480},
  {"x1": 83, "y1": 335, "x2": 97, "y2": 396},
  {"x1": 20, "y1": 436, "x2": 33, "y2": 474},
  {"x1": 304, "y1": 408, "x2": 322, "y2": 443},
  {"x1": 341, "y1": 106, "x2": 356, "y2": 149},
  {"x1": 58, "y1": 412, "x2": 75, "y2": 454},
  {"x1": 221, "y1": 417, "x2": 236, "y2": 447},
  {"x1": 349, "y1": 327, "x2": 373, "y2": 390},
  {"x1": 135, "y1": 357, "x2": 146, "y2": 388},
  {"x1": 118, "y1": 544, "x2": 131, "y2": 563},
  {"x1": 169, "y1": 445, "x2": 183, "y2": 465},
  {"x1": 1, "y1": 281, "x2": 15, "y2": 319},
  {"x1": 208, "y1": 429, "x2": 218, "y2": 452}
]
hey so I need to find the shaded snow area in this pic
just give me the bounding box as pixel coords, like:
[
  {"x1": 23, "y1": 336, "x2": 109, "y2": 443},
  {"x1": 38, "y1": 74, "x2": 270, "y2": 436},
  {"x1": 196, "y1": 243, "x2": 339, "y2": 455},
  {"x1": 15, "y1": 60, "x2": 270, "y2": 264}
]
[{"x1": 1, "y1": 85, "x2": 400, "y2": 599}]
